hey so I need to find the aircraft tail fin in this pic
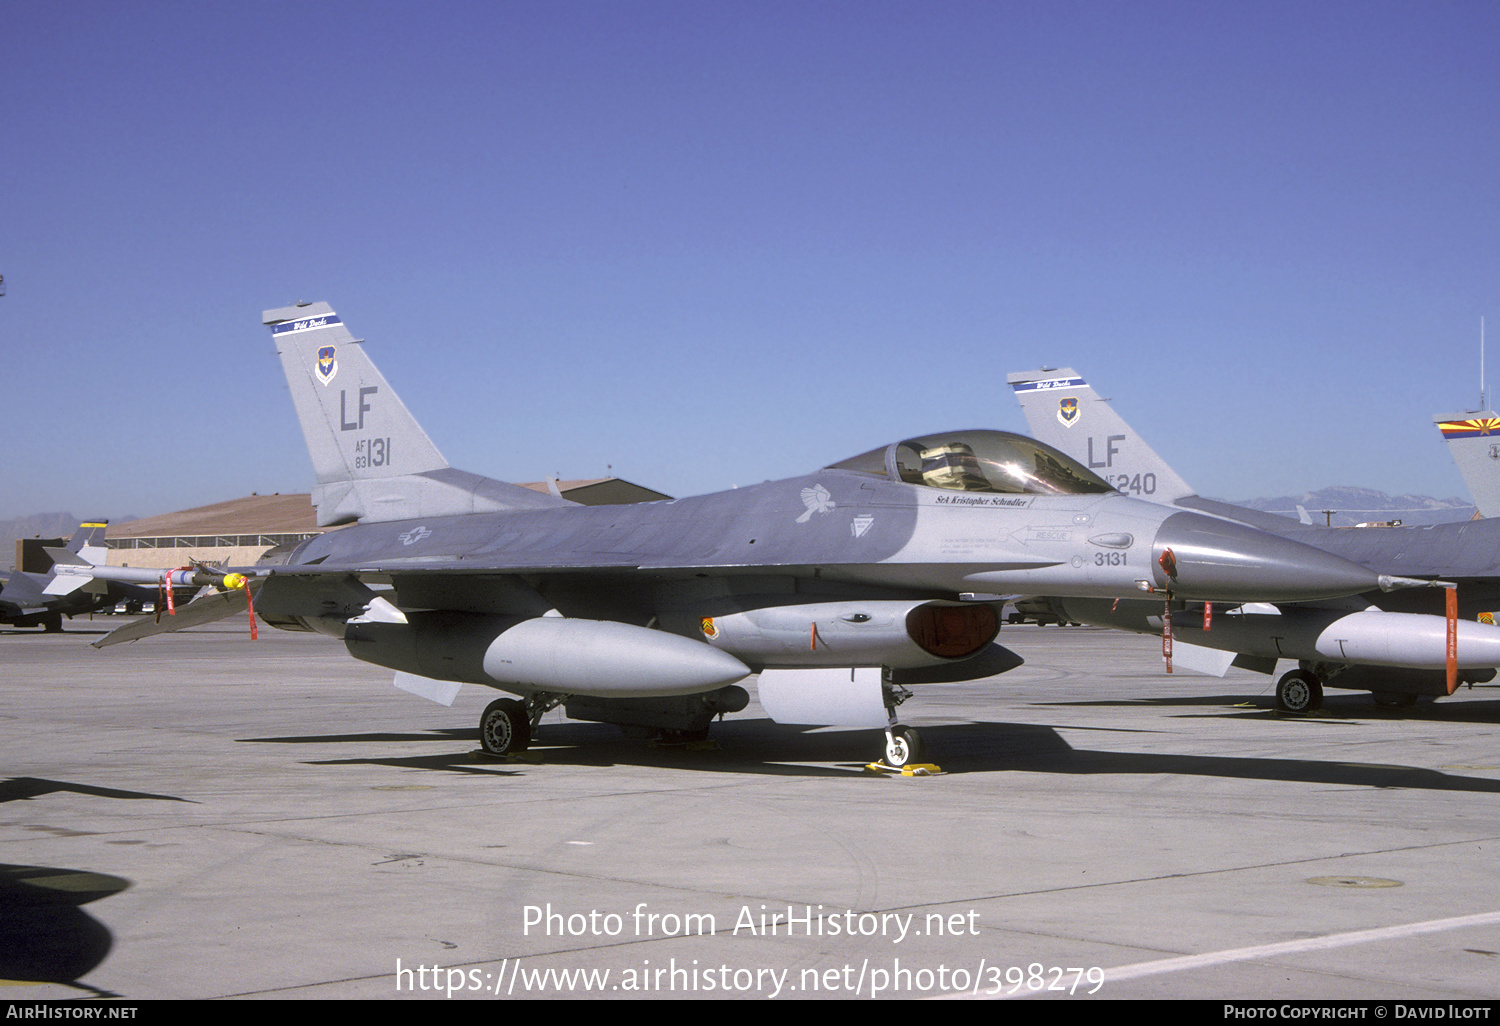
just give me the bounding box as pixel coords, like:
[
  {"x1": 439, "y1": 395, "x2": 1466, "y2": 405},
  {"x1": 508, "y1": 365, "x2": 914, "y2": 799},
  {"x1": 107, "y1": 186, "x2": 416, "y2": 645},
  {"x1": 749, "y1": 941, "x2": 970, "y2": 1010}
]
[
  {"x1": 264, "y1": 303, "x2": 570, "y2": 526},
  {"x1": 1006, "y1": 368, "x2": 1196, "y2": 502},
  {"x1": 1433, "y1": 411, "x2": 1500, "y2": 518},
  {"x1": 36, "y1": 523, "x2": 109, "y2": 596},
  {"x1": 64, "y1": 522, "x2": 109, "y2": 565}
]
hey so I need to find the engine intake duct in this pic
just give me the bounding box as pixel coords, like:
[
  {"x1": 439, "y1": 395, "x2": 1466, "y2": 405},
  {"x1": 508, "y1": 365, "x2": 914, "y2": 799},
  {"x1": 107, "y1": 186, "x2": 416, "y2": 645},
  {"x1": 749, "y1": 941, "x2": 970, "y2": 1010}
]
[{"x1": 688, "y1": 599, "x2": 1001, "y2": 669}]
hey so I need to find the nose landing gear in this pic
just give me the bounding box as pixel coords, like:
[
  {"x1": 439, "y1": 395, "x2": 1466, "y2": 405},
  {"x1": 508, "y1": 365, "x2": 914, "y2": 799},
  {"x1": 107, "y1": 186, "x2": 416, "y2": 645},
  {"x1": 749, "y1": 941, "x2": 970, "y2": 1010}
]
[{"x1": 872, "y1": 678, "x2": 939, "y2": 774}]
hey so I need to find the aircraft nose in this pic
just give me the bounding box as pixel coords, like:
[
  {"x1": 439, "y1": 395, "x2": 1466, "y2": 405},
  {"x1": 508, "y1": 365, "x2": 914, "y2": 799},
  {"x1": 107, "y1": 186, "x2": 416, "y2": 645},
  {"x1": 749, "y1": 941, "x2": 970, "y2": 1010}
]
[{"x1": 1151, "y1": 511, "x2": 1382, "y2": 602}]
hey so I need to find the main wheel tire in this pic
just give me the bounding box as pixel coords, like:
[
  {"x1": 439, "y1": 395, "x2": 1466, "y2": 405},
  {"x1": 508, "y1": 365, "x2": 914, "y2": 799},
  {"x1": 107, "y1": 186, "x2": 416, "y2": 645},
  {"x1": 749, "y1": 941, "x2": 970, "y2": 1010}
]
[
  {"x1": 480, "y1": 698, "x2": 532, "y2": 756},
  {"x1": 883, "y1": 726, "x2": 926, "y2": 767},
  {"x1": 1276, "y1": 671, "x2": 1323, "y2": 713}
]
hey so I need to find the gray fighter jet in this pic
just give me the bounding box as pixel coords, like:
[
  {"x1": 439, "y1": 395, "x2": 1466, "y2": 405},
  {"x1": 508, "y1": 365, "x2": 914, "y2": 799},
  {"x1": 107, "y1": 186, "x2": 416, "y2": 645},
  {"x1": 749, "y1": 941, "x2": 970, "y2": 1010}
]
[
  {"x1": 1009, "y1": 368, "x2": 1500, "y2": 711},
  {"x1": 96, "y1": 307, "x2": 1401, "y2": 765},
  {"x1": 0, "y1": 523, "x2": 167, "y2": 631}
]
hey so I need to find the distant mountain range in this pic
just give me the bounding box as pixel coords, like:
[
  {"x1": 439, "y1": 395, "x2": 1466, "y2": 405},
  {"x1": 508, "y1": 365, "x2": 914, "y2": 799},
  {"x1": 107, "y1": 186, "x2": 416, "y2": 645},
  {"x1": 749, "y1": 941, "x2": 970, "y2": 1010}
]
[
  {"x1": 1226, "y1": 486, "x2": 1475, "y2": 528},
  {"x1": 1, "y1": 513, "x2": 138, "y2": 571}
]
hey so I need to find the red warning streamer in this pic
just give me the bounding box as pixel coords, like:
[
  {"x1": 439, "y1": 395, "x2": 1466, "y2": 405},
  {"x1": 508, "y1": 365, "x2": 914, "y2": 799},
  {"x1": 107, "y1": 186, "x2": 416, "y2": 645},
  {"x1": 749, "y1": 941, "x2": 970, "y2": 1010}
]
[
  {"x1": 1162, "y1": 601, "x2": 1173, "y2": 674},
  {"x1": 165, "y1": 567, "x2": 189, "y2": 616},
  {"x1": 1445, "y1": 585, "x2": 1458, "y2": 695},
  {"x1": 245, "y1": 579, "x2": 258, "y2": 641}
]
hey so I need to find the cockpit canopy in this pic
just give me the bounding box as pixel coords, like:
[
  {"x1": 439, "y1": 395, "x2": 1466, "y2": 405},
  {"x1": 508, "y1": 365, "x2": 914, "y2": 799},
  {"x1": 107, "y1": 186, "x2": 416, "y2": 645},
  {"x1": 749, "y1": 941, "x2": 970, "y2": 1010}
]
[{"x1": 827, "y1": 430, "x2": 1115, "y2": 496}]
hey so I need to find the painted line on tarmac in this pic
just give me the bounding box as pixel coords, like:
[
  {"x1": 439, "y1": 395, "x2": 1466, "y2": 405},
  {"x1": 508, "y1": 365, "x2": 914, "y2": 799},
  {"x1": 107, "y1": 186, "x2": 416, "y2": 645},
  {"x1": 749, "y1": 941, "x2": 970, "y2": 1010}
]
[{"x1": 940, "y1": 909, "x2": 1500, "y2": 999}]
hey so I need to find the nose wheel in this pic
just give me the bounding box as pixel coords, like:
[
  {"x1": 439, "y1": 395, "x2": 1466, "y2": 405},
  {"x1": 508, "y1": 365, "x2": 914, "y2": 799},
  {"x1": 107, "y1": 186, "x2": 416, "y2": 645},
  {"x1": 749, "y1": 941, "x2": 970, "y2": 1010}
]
[
  {"x1": 882, "y1": 725, "x2": 925, "y2": 767},
  {"x1": 875, "y1": 676, "x2": 934, "y2": 770}
]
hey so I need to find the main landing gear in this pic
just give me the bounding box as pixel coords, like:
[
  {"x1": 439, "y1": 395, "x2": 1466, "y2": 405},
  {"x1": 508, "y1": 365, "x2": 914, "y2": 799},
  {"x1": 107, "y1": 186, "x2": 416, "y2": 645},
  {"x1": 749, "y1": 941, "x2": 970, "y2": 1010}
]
[
  {"x1": 479, "y1": 694, "x2": 563, "y2": 757},
  {"x1": 480, "y1": 698, "x2": 530, "y2": 756},
  {"x1": 1275, "y1": 669, "x2": 1324, "y2": 713}
]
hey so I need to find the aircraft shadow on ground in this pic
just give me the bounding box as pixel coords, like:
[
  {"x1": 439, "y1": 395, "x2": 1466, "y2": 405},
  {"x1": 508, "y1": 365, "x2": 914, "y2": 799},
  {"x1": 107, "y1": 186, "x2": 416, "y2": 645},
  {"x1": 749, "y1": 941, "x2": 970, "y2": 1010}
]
[
  {"x1": 0, "y1": 627, "x2": 112, "y2": 636},
  {"x1": 0, "y1": 776, "x2": 195, "y2": 805},
  {"x1": 286, "y1": 722, "x2": 872, "y2": 779},
  {"x1": 240, "y1": 718, "x2": 1500, "y2": 791},
  {"x1": 1039, "y1": 689, "x2": 1500, "y2": 723},
  {"x1": 0, "y1": 862, "x2": 127, "y2": 998},
  {"x1": 945, "y1": 721, "x2": 1500, "y2": 792}
]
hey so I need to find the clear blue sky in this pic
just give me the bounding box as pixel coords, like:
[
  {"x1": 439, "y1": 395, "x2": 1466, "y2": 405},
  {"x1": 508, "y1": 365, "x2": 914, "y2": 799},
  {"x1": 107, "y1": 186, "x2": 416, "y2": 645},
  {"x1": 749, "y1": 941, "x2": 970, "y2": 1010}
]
[{"x1": 5, "y1": 1, "x2": 1500, "y2": 520}]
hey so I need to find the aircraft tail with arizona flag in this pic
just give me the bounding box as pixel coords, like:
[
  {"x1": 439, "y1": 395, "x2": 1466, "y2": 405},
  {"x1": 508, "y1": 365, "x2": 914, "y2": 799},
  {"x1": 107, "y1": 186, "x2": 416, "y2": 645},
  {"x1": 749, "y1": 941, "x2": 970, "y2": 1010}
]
[{"x1": 1433, "y1": 411, "x2": 1500, "y2": 519}]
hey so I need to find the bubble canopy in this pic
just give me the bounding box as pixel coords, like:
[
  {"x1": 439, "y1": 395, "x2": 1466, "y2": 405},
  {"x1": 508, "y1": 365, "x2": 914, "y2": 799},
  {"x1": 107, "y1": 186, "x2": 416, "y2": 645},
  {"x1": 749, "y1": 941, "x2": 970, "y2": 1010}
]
[{"x1": 826, "y1": 430, "x2": 1115, "y2": 497}]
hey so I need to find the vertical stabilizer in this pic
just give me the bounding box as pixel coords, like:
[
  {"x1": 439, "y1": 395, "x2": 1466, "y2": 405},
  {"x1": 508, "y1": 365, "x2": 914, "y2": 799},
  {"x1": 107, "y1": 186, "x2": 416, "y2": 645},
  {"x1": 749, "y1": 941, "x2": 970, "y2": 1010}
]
[
  {"x1": 264, "y1": 303, "x2": 570, "y2": 525},
  {"x1": 265, "y1": 303, "x2": 447, "y2": 485},
  {"x1": 1007, "y1": 368, "x2": 1196, "y2": 502},
  {"x1": 1433, "y1": 412, "x2": 1500, "y2": 517},
  {"x1": 66, "y1": 522, "x2": 109, "y2": 566}
]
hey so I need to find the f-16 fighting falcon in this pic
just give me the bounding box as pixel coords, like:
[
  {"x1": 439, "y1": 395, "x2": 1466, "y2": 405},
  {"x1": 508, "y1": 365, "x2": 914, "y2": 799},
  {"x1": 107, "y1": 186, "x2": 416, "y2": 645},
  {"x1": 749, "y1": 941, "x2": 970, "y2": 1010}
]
[
  {"x1": 97, "y1": 306, "x2": 1404, "y2": 766},
  {"x1": 1010, "y1": 367, "x2": 1500, "y2": 712}
]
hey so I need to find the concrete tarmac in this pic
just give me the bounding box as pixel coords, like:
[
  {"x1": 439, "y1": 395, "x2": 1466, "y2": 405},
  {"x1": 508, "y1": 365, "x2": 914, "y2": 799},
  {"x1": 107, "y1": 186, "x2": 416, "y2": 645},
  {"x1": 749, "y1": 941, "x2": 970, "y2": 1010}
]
[{"x1": 3, "y1": 620, "x2": 1499, "y2": 1001}]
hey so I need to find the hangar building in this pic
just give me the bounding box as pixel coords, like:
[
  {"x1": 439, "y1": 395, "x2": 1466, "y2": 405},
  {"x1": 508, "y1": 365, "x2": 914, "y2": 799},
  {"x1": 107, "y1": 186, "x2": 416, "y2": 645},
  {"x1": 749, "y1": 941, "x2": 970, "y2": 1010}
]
[{"x1": 103, "y1": 478, "x2": 670, "y2": 570}]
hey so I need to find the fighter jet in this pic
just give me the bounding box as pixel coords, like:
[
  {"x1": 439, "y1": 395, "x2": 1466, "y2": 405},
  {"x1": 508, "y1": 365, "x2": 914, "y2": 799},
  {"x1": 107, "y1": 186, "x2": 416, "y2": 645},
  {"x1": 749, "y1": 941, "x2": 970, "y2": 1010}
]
[
  {"x1": 0, "y1": 523, "x2": 167, "y2": 631},
  {"x1": 95, "y1": 306, "x2": 1399, "y2": 765},
  {"x1": 1009, "y1": 368, "x2": 1500, "y2": 711}
]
